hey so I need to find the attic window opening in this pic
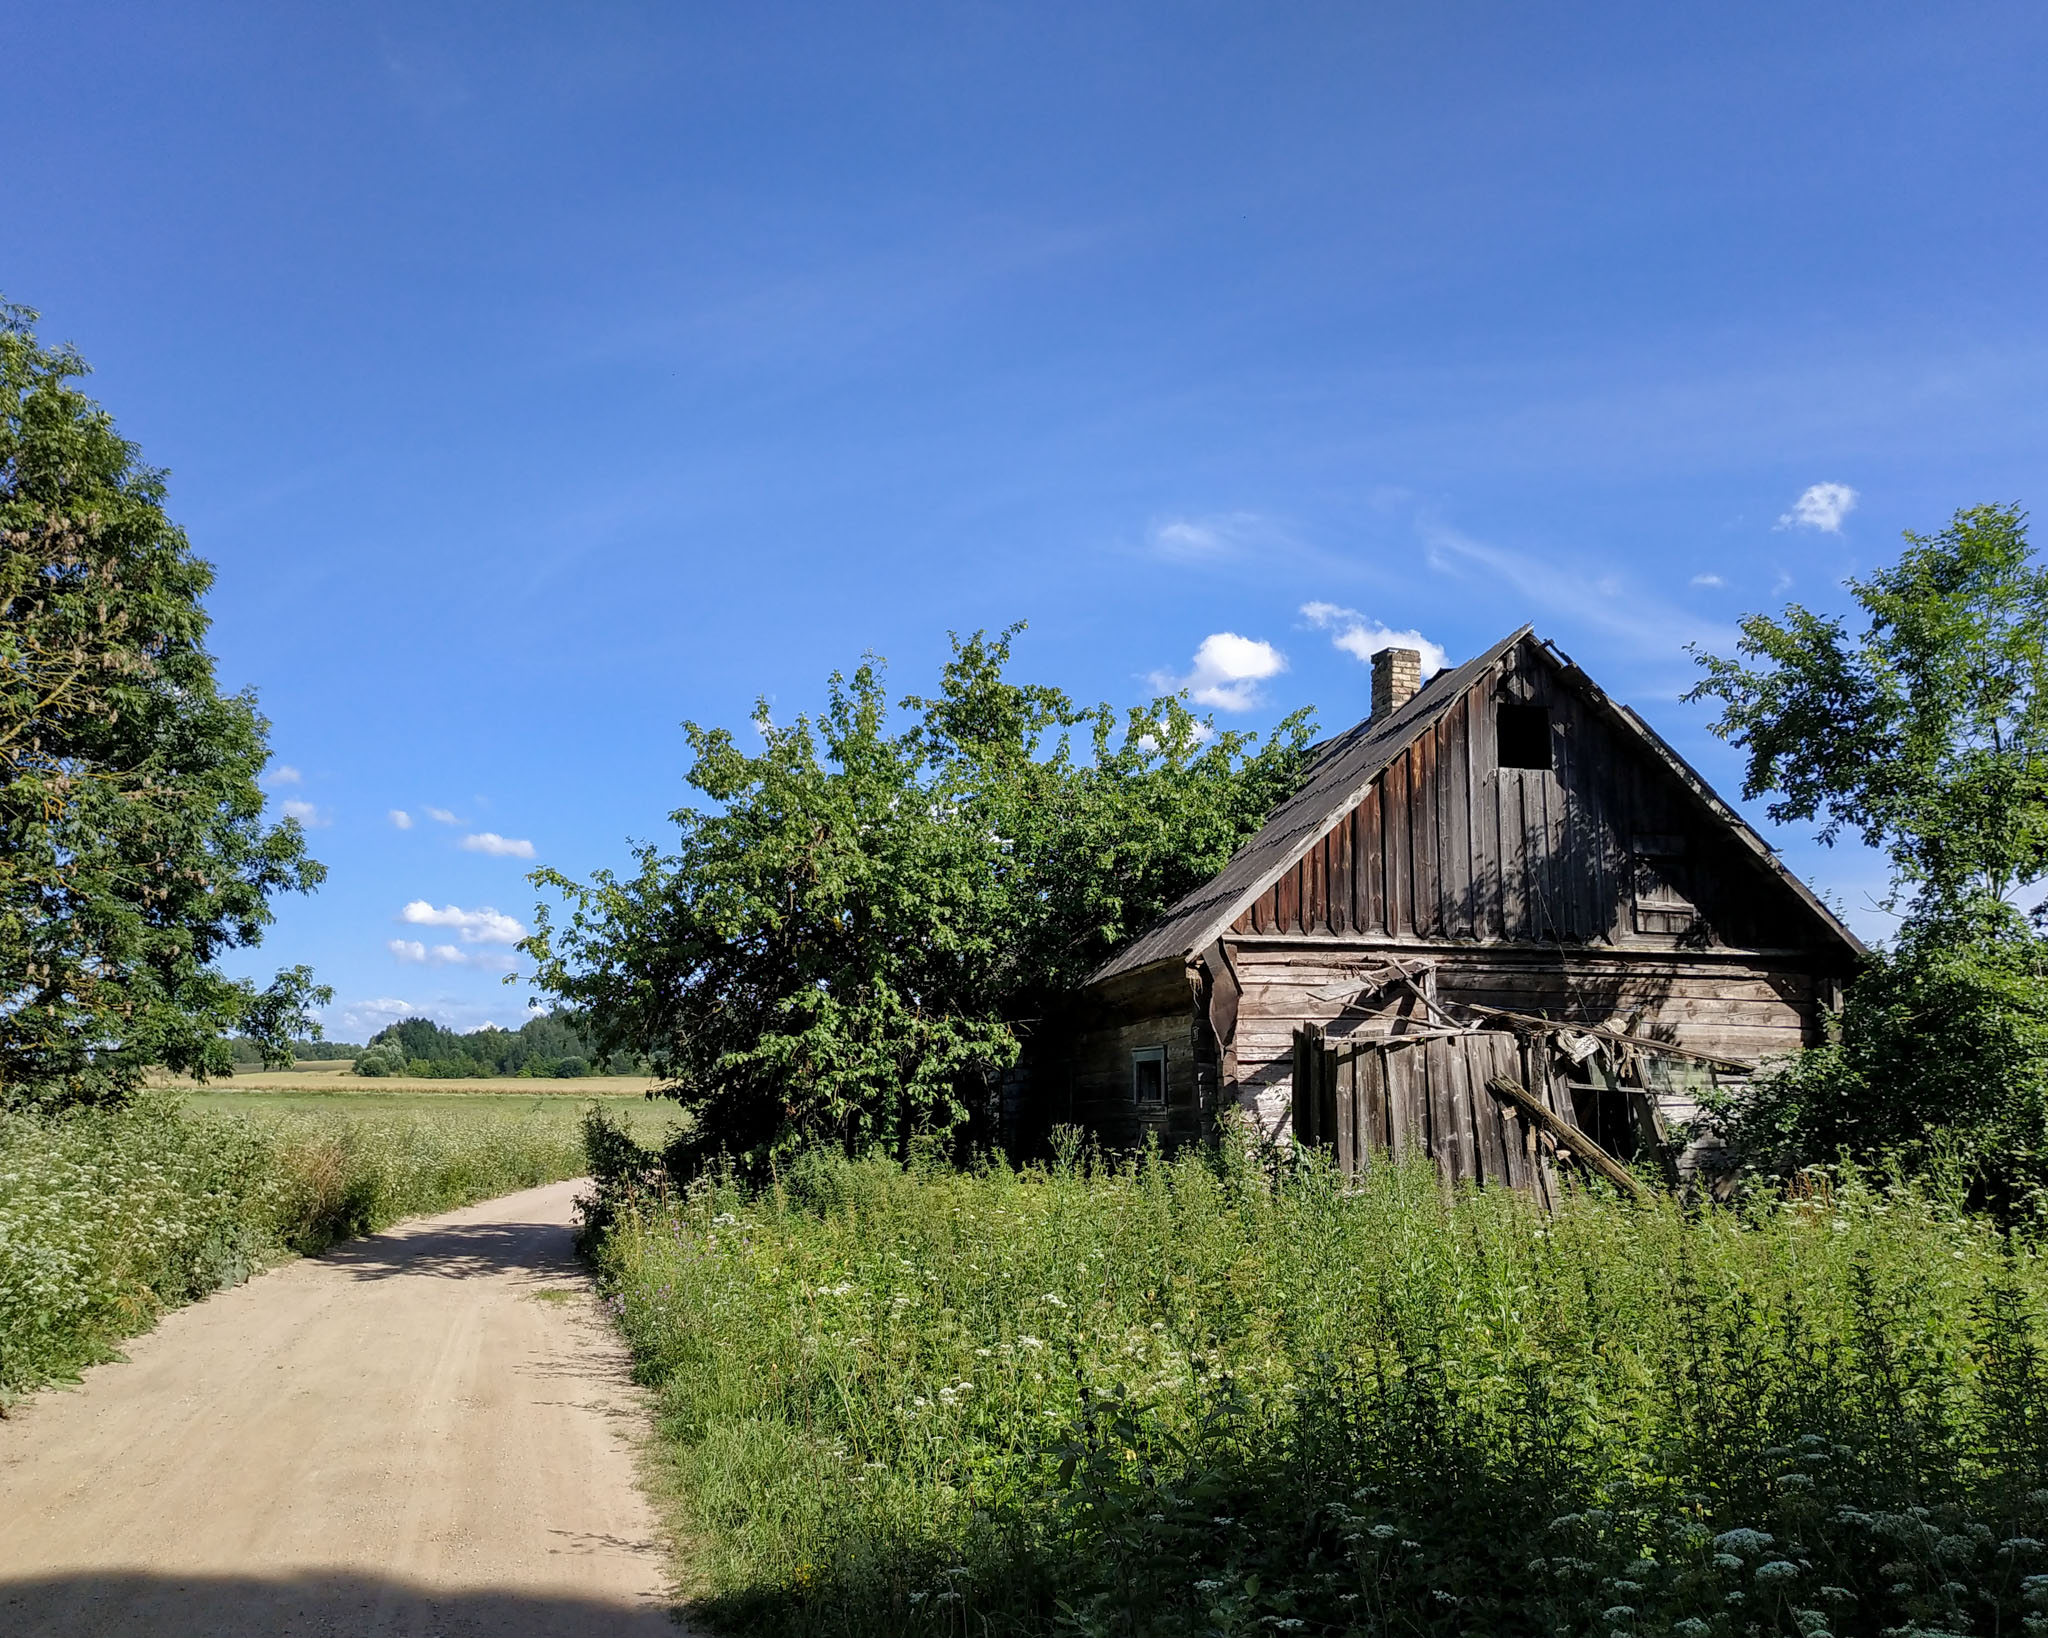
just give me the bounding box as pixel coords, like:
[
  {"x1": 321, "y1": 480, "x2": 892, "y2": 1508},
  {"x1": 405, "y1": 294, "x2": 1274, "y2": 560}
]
[
  {"x1": 1497, "y1": 703, "x2": 1552, "y2": 770},
  {"x1": 1131, "y1": 1045, "x2": 1166, "y2": 1107}
]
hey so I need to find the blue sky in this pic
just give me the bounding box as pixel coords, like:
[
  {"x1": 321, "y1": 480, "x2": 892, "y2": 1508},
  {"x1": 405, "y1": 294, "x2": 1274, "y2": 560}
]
[{"x1": 8, "y1": 2, "x2": 2046, "y2": 1036}]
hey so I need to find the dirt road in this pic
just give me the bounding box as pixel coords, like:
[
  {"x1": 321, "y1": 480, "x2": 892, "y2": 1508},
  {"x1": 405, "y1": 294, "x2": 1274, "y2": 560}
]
[{"x1": 0, "y1": 1180, "x2": 680, "y2": 1636}]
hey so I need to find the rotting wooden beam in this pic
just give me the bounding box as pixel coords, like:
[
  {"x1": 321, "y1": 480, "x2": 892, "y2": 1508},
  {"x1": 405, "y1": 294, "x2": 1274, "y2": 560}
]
[
  {"x1": 1484, "y1": 1074, "x2": 1648, "y2": 1201},
  {"x1": 1455, "y1": 1001, "x2": 1755, "y2": 1073}
]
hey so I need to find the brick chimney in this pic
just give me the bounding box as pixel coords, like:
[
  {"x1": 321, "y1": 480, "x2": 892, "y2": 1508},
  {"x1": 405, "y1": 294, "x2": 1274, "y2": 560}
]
[{"x1": 1371, "y1": 647, "x2": 1422, "y2": 720}]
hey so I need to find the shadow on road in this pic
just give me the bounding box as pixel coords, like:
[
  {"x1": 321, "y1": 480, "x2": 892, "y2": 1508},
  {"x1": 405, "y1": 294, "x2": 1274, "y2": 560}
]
[
  {"x1": 0, "y1": 1569, "x2": 684, "y2": 1636},
  {"x1": 320, "y1": 1218, "x2": 584, "y2": 1283}
]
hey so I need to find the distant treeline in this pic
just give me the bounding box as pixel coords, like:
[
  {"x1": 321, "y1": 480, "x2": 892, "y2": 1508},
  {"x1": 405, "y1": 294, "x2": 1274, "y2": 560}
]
[
  {"x1": 352, "y1": 1012, "x2": 635, "y2": 1079},
  {"x1": 226, "y1": 1037, "x2": 362, "y2": 1065}
]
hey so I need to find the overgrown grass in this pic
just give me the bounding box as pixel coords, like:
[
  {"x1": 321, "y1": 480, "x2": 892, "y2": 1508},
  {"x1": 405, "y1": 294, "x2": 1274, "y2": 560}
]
[
  {"x1": 0, "y1": 1091, "x2": 625, "y2": 1399},
  {"x1": 586, "y1": 1121, "x2": 2048, "y2": 1638}
]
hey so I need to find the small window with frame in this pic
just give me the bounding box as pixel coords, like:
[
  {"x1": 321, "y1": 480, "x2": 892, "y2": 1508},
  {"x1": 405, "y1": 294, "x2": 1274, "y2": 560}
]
[
  {"x1": 1497, "y1": 702, "x2": 1553, "y2": 770},
  {"x1": 1131, "y1": 1045, "x2": 1167, "y2": 1107}
]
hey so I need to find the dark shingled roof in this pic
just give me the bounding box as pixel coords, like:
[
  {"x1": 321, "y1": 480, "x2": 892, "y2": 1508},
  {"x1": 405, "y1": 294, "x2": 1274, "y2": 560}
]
[{"x1": 1086, "y1": 626, "x2": 1863, "y2": 986}]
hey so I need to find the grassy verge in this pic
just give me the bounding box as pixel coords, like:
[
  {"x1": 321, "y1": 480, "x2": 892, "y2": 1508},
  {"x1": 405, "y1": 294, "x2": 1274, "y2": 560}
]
[
  {"x1": 0, "y1": 1091, "x2": 672, "y2": 1400},
  {"x1": 586, "y1": 1125, "x2": 2048, "y2": 1638}
]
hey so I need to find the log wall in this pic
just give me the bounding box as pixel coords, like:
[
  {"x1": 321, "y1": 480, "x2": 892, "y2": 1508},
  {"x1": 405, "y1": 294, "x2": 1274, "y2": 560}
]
[{"x1": 1224, "y1": 940, "x2": 1820, "y2": 1132}]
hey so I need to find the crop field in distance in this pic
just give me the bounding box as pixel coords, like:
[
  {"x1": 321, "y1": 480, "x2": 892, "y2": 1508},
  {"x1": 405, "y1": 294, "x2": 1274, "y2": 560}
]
[
  {"x1": 155, "y1": 1056, "x2": 664, "y2": 1099},
  {"x1": 178, "y1": 1082, "x2": 680, "y2": 1142}
]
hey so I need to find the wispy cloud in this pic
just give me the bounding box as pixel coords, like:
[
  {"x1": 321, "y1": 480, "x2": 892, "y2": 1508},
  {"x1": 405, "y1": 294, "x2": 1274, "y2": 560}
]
[
  {"x1": 1690, "y1": 573, "x2": 1726, "y2": 588},
  {"x1": 398, "y1": 901, "x2": 526, "y2": 944},
  {"x1": 1151, "y1": 633, "x2": 1288, "y2": 712},
  {"x1": 263, "y1": 765, "x2": 302, "y2": 787},
  {"x1": 1778, "y1": 482, "x2": 1858, "y2": 533},
  {"x1": 461, "y1": 832, "x2": 537, "y2": 860},
  {"x1": 1299, "y1": 603, "x2": 1449, "y2": 676},
  {"x1": 281, "y1": 799, "x2": 331, "y2": 828},
  {"x1": 423, "y1": 807, "x2": 461, "y2": 825},
  {"x1": 1421, "y1": 519, "x2": 1733, "y2": 664},
  {"x1": 389, "y1": 809, "x2": 414, "y2": 830},
  {"x1": 336, "y1": 996, "x2": 509, "y2": 1036},
  {"x1": 1146, "y1": 512, "x2": 1280, "y2": 565}
]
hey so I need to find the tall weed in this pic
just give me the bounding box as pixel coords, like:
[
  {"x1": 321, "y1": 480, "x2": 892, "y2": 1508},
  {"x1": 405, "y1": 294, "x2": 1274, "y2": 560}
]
[
  {"x1": 0, "y1": 1092, "x2": 586, "y2": 1398},
  {"x1": 587, "y1": 1124, "x2": 2048, "y2": 1637}
]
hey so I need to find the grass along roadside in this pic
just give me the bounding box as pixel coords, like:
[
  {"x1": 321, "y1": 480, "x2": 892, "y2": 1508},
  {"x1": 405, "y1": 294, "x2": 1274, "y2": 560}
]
[
  {"x1": 0, "y1": 1091, "x2": 677, "y2": 1401},
  {"x1": 584, "y1": 1122, "x2": 2048, "y2": 1638}
]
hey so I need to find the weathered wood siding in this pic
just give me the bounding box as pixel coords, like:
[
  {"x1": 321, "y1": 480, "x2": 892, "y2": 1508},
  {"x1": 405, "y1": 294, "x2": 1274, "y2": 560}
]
[
  {"x1": 1225, "y1": 941, "x2": 1822, "y2": 1136},
  {"x1": 1231, "y1": 641, "x2": 1825, "y2": 953},
  {"x1": 1029, "y1": 960, "x2": 1212, "y2": 1149},
  {"x1": 1294, "y1": 1028, "x2": 1578, "y2": 1204}
]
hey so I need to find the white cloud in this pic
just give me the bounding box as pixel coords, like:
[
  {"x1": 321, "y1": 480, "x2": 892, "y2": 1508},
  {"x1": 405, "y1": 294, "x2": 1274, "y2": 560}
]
[
  {"x1": 461, "y1": 832, "x2": 536, "y2": 860},
  {"x1": 1150, "y1": 632, "x2": 1287, "y2": 712},
  {"x1": 339, "y1": 996, "x2": 426, "y2": 1034},
  {"x1": 263, "y1": 765, "x2": 302, "y2": 787},
  {"x1": 1298, "y1": 603, "x2": 1449, "y2": 676},
  {"x1": 399, "y1": 901, "x2": 527, "y2": 944},
  {"x1": 281, "y1": 798, "x2": 331, "y2": 828},
  {"x1": 424, "y1": 806, "x2": 461, "y2": 825},
  {"x1": 389, "y1": 809, "x2": 414, "y2": 829},
  {"x1": 1778, "y1": 482, "x2": 1858, "y2": 533},
  {"x1": 336, "y1": 996, "x2": 512, "y2": 1036},
  {"x1": 389, "y1": 936, "x2": 516, "y2": 971},
  {"x1": 1146, "y1": 511, "x2": 1277, "y2": 564},
  {"x1": 1690, "y1": 573, "x2": 1726, "y2": 588}
]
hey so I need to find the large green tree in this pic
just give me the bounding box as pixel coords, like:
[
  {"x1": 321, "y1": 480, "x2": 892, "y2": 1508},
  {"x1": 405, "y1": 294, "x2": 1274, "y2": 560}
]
[
  {"x1": 1690, "y1": 504, "x2": 2048, "y2": 1207},
  {"x1": 522, "y1": 627, "x2": 1314, "y2": 1167},
  {"x1": 1689, "y1": 503, "x2": 2048, "y2": 917},
  {"x1": 0, "y1": 301, "x2": 327, "y2": 1107}
]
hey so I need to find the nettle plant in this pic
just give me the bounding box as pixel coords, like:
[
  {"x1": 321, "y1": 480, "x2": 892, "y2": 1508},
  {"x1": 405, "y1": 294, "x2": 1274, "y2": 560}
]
[{"x1": 582, "y1": 1117, "x2": 2048, "y2": 1638}]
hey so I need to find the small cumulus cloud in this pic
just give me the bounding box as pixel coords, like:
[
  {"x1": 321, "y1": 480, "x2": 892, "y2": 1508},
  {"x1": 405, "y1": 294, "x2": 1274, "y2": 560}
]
[
  {"x1": 461, "y1": 832, "x2": 536, "y2": 859},
  {"x1": 424, "y1": 807, "x2": 461, "y2": 825},
  {"x1": 1299, "y1": 603, "x2": 1448, "y2": 676},
  {"x1": 389, "y1": 809, "x2": 414, "y2": 829},
  {"x1": 388, "y1": 938, "x2": 514, "y2": 971},
  {"x1": 399, "y1": 901, "x2": 526, "y2": 944},
  {"x1": 1778, "y1": 482, "x2": 1858, "y2": 533},
  {"x1": 1150, "y1": 632, "x2": 1287, "y2": 712},
  {"x1": 1690, "y1": 573, "x2": 1726, "y2": 588},
  {"x1": 281, "y1": 799, "x2": 331, "y2": 828},
  {"x1": 263, "y1": 765, "x2": 302, "y2": 787}
]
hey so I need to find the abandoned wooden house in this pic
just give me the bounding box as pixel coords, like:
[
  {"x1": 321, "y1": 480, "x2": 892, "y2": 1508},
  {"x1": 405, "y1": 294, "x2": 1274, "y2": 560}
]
[{"x1": 1024, "y1": 626, "x2": 1864, "y2": 1200}]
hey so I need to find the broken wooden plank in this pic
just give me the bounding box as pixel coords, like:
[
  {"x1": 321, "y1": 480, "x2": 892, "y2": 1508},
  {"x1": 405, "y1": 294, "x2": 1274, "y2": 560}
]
[
  {"x1": 1453, "y1": 1001, "x2": 1755, "y2": 1072},
  {"x1": 1484, "y1": 1075, "x2": 1647, "y2": 1200}
]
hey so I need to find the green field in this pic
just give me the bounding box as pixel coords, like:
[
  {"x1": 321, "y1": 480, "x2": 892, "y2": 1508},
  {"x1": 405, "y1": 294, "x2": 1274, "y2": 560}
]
[
  {"x1": 184, "y1": 1083, "x2": 680, "y2": 1141},
  {"x1": 158, "y1": 1056, "x2": 665, "y2": 1100}
]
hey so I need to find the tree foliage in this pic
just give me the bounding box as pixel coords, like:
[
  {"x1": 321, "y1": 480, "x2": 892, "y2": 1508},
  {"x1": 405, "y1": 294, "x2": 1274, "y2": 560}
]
[
  {"x1": 522, "y1": 627, "x2": 1315, "y2": 1167},
  {"x1": 351, "y1": 1010, "x2": 624, "y2": 1079},
  {"x1": 1689, "y1": 503, "x2": 2048, "y2": 916},
  {"x1": 1712, "y1": 899, "x2": 2048, "y2": 1213},
  {"x1": 1691, "y1": 505, "x2": 2048, "y2": 1207},
  {"x1": 0, "y1": 301, "x2": 326, "y2": 1107}
]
